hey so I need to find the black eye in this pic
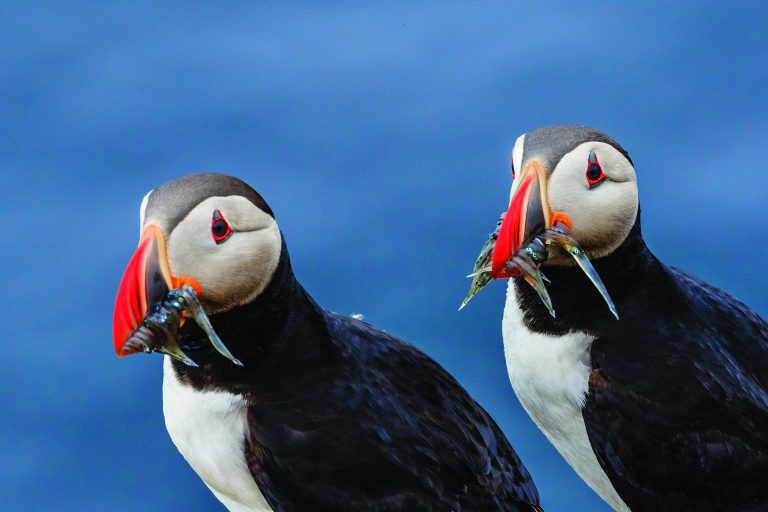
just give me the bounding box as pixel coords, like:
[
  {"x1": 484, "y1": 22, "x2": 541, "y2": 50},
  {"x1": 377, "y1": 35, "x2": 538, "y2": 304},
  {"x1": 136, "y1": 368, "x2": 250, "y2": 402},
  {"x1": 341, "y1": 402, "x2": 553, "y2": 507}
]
[
  {"x1": 211, "y1": 209, "x2": 232, "y2": 244},
  {"x1": 511, "y1": 159, "x2": 516, "y2": 180},
  {"x1": 586, "y1": 150, "x2": 606, "y2": 189}
]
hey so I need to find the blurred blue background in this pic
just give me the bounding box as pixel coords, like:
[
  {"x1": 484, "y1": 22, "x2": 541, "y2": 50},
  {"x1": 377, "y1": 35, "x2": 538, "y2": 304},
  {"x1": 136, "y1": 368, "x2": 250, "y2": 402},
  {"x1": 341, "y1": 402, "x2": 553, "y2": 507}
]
[{"x1": 2, "y1": 2, "x2": 767, "y2": 511}]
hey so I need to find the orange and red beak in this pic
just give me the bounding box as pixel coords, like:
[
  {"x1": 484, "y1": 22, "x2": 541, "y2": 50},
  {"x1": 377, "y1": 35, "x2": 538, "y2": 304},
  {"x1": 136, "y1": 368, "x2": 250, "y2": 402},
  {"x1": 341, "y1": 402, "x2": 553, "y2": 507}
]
[
  {"x1": 491, "y1": 160, "x2": 570, "y2": 278},
  {"x1": 112, "y1": 225, "x2": 200, "y2": 357}
]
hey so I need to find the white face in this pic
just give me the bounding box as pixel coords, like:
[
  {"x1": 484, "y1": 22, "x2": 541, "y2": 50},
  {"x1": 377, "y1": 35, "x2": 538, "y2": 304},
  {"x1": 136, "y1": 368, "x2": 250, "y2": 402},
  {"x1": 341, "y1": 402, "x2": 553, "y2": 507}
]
[
  {"x1": 143, "y1": 195, "x2": 282, "y2": 314},
  {"x1": 513, "y1": 139, "x2": 639, "y2": 262}
]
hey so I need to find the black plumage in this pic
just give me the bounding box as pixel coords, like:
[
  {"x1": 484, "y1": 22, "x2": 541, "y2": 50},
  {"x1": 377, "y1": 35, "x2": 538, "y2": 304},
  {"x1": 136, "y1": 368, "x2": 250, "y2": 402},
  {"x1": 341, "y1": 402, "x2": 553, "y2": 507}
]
[
  {"x1": 515, "y1": 215, "x2": 768, "y2": 511},
  {"x1": 173, "y1": 239, "x2": 542, "y2": 512}
]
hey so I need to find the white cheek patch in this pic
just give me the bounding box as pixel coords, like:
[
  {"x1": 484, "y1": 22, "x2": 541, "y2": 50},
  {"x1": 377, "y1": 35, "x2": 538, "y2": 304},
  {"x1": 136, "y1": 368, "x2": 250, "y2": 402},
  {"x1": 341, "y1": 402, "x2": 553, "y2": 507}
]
[
  {"x1": 548, "y1": 142, "x2": 638, "y2": 259},
  {"x1": 166, "y1": 196, "x2": 282, "y2": 313}
]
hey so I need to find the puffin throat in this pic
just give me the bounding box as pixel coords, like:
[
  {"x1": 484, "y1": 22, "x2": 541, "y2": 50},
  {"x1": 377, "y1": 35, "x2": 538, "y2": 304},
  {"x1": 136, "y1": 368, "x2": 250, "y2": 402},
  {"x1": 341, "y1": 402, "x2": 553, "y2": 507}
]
[{"x1": 169, "y1": 239, "x2": 332, "y2": 389}]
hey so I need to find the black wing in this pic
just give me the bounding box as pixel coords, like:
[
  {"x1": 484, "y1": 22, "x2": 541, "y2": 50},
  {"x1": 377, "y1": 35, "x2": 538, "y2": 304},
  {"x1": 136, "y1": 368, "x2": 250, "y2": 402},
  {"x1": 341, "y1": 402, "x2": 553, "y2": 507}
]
[
  {"x1": 244, "y1": 313, "x2": 541, "y2": 512},
  {"x1": 584, "y1": 267, "x2": 768, "y2": 511}
]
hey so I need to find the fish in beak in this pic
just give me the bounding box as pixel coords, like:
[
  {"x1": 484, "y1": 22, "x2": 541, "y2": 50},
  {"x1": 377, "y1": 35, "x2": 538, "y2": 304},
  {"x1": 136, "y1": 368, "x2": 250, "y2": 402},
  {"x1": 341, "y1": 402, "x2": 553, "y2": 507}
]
[
  {"x1": 112, "y1": 224, "x2": 243, "y2": 367},
  {"x1": 461, "y1": 160, "x2": 618, "y2": 319}
]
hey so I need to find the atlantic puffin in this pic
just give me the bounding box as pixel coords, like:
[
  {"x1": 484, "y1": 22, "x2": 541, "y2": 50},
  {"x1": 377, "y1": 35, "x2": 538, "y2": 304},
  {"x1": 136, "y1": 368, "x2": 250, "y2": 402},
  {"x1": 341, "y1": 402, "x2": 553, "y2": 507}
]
[
  {"x1": 473, "y1": 125, "x2": 768, "y2": 511},
  {"x1": 112, "y1": 173, "x2": 542, "y2": 512}
]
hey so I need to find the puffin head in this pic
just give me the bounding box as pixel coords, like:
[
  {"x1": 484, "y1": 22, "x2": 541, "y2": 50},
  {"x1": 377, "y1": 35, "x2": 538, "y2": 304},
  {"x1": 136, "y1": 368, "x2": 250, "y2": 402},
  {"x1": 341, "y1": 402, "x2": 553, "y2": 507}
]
[
  {"x1": 112, "y1": 173, "x2": 282, "y2": 357},
  {"x1": 492, "y1": 125, "x2": 638, "y2": 276}
]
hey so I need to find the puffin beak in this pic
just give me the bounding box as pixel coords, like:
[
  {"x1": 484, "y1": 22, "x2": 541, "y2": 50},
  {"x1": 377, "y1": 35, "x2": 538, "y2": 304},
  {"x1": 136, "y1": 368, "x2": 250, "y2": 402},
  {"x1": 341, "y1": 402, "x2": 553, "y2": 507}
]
[
  {"x1": 492, "y1": 160, "x2": 562, "y2": 278},
  {"x1": 112, "y1": 225, "x2": 194, "y2": 357}
]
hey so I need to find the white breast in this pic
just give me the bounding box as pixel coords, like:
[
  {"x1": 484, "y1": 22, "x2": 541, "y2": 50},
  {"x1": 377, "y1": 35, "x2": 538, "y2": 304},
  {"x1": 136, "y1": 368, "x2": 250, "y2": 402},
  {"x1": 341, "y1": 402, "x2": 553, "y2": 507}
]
[
  {"x1": 162, "y1": 358, "x2": 273, "y2": 512},
  {"x1": 502, "y1": 281, "x2": 629, "y2": 512}
]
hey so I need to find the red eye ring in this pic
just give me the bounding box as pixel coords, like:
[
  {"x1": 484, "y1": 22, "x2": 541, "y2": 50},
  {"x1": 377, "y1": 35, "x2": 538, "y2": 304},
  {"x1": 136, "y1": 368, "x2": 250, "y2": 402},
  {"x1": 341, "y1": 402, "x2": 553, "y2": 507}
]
[
  {"x1": 211, "y1": 209, "x2": 232, "y2": 244},
  {"x1": 586, "y1": 150, "x2": 606, "y2": 189}
]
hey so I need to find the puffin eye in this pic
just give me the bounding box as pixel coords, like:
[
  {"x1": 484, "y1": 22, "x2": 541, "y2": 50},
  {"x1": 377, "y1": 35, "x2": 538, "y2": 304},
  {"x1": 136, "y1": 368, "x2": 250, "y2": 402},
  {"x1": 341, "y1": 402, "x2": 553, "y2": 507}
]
[
  {"x1": 211, "y1": 209, "x2": 232, "y2": 244},
  {"x1": 511, "y1": 159, "x2": 516, "y2": 180},
  {"x1": 586, "y1": 150, "x2": 606, "y2": 189}
]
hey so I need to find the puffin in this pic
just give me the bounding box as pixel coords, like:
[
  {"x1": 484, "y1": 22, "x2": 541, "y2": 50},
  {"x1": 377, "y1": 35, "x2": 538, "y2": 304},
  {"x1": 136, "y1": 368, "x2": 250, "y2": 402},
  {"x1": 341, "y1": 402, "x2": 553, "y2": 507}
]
[
  {"x1": 111, "y1": 173, "x2": 542, "y2": 512},
  {"x1": 471, "y1": 125, "x2": 768, "y2": 511}
]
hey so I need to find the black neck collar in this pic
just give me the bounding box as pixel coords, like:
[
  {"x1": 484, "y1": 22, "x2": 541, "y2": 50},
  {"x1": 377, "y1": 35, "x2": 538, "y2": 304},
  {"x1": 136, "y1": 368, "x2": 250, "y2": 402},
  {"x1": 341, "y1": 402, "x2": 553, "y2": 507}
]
[
  {"x1": 515, "y1": 212, "x2": 669, "y2": 336},
  {"x1": 171, "y1": 236, "x2": 332, "y2": 392}
]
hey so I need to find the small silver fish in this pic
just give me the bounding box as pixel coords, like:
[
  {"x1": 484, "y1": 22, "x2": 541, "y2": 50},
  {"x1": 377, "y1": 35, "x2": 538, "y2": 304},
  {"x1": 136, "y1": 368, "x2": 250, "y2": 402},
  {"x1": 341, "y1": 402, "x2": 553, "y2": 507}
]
[
  {"x1": 461, "y1": 220, "x2": 618, "y2": 320},
  {"x1": 459, "y1": 213, "x2": 505, "y2": 310},
  {"x1": 121, "y1": 284, "x2": 243, "y2": 367}
]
